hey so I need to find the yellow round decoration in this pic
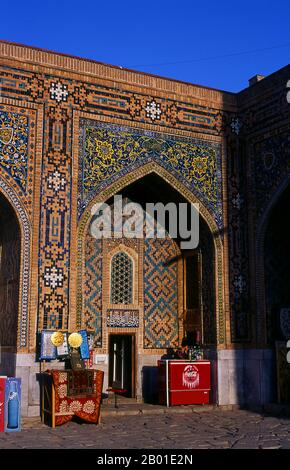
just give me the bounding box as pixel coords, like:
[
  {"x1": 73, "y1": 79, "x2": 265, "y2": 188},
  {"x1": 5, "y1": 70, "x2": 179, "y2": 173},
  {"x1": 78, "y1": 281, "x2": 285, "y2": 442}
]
[
  {"x1": 51, "y1": 331, "x2": 64, "y2": 347},
  {"x1": 68, "y1": 332, "x2": 83, "y2": 349}
]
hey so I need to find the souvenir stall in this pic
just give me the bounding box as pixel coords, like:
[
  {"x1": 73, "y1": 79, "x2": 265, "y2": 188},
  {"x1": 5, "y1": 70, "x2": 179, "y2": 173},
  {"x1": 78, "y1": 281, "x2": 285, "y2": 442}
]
[{"x1": 39, "y1": 330, "x2": 103, "y2": 427}]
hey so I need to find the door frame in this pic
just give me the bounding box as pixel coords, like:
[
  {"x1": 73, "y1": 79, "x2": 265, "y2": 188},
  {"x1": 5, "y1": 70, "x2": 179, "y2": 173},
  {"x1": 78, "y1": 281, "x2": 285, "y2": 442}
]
[
  {"x1": 108, "y1": 332, "x2": 136, "y2": 398},
  {"x1": 182, "y1": 249, "x2": 203, "y2": 342}
]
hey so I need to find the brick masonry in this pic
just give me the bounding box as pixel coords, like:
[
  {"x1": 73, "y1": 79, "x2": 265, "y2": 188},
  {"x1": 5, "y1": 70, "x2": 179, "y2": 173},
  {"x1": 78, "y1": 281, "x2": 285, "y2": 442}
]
[{"x1": 0, "y1": 42, "x2": 290, "y2": 413}]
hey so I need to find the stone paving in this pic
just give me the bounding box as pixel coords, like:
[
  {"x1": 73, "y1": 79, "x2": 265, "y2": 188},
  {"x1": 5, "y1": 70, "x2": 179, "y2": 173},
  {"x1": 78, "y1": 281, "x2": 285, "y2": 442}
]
[{"x1": 1, "y1": 409, "x2": 290, "y2": 449}]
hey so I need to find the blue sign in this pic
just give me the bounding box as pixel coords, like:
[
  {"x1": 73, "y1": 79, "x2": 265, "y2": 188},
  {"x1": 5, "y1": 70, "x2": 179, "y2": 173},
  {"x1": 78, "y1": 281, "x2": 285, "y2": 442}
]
[
  {"x1": 40, "y1": 330, "x2": 57, "y2": 360},
  {"x1": 79, "y1": 330, "x2": 90, "y2": 360}
]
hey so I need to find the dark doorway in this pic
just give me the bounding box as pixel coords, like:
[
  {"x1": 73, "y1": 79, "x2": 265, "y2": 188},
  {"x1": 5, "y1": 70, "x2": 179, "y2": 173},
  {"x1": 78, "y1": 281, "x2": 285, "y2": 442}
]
[
  {"x1": 109, "y1": 334, "x2": 135, "y2": 397},
  {"x1": 264, "y1": 184, "x2": 290, "y2": 343},
  {"x1": 183, "y1": 251, "x2": 202, "y2": 339},
  {"x1": 0, "y1": 192, "x2": 21, "y2": 376},
  {"x1": 113, "y1": 172, "x2": 217, "y2": 346},
  {"x1": 264, "y1": 184, "x2": 290, "y2": 403}
]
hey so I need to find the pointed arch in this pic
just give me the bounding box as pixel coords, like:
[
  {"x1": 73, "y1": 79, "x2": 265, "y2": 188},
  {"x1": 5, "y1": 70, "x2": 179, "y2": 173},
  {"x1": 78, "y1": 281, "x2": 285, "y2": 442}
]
[
  {"x1": 76, "y1": 161, "x2": 225, "y2": 344},
  {"x1": 256, "y1": 173, "x2": 290, "y2": 343},
  {"x1": 0, "y1": 177, "x2": 31, "y2": 349}
]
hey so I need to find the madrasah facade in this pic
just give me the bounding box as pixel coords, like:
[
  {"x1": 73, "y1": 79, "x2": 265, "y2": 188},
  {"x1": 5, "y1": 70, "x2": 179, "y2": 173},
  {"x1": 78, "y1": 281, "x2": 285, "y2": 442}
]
[{"x1": 0, "y1": 41, "x2": 290, "y2": 415}]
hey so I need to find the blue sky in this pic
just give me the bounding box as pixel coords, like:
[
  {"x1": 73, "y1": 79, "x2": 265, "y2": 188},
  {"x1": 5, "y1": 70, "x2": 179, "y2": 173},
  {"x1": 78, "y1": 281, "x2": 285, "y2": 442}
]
[{"x1": 1, "y1": 0, "x2": 290, "y2": 92}]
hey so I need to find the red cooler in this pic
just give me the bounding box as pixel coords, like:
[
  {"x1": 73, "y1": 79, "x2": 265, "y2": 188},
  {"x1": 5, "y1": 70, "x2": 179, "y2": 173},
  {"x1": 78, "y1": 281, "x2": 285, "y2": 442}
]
[{"x1": 158, "y1": 360, "x2": 211, "y2": 406}]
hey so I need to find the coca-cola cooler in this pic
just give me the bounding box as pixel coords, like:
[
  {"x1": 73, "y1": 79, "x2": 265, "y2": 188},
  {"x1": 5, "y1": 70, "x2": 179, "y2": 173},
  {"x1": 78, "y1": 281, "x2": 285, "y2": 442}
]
[{"x1": 158, "y1": 360, "x2": 211, "y2": 406}]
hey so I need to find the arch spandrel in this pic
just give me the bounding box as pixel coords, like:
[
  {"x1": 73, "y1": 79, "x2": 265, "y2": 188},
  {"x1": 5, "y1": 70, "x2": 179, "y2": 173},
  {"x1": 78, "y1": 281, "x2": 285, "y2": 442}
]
[{"x1": 78, "y1": 120, "x2": 223, "y2": 229}]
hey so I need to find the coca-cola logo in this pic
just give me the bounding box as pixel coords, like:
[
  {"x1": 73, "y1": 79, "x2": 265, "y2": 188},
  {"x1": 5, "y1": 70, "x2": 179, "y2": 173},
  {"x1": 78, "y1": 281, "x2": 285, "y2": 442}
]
[{"x1": 182, "y1": 364, "x2": 199, "y2": 389}]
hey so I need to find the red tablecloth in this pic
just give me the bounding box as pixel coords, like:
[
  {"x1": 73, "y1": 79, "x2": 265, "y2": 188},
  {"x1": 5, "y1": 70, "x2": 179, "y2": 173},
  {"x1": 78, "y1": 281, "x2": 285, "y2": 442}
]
[{"x1": 50, "y1": 369, "x2": 103, "y2": 426}]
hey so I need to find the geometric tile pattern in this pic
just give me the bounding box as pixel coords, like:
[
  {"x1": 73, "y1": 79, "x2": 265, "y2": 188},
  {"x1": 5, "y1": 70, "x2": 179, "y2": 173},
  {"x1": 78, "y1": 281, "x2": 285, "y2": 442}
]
[
  {"x1": 83, "y1": 236, "x2": 102, "y2": 347},
  {"x1": 79, "y1": 121, "x2": 223, "y2": 228},
  {"x1": 38, "y1": 103, "x2": 72, "y2": 330},
  {"x1": 253, "y1": 130, "x2": 290, "y2": 218},
  {"x1": 49, "y1": 81, "x2": 69, "y2": 103},
  {"x1": 0, "y1": 43, "x2": 289, "y2": 354},
  {"x1": 0, "y1": 60, "x2": 228, "y2": 137},
  {"x1": 227, "y1": 138, "x2": 250, "y2": 341},
  {"x1": 0, "y1": 57, "x2": 227, "y2": 342},
  {"x1": 110, "y1": 252, "x2": 133, "y2": 304},
  {"x1": 144, "y1": 237, "x2": 179, "y2": 348},
  {"x1": 145, "y1": 100, "x2": 162, "y2": 121},
  {"x1": 200, "y1": 220, "x2": 216, "y2": 345}
]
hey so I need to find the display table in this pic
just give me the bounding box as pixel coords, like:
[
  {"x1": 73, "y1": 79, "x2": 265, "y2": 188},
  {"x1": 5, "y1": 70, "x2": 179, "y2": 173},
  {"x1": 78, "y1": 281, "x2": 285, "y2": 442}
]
[
  {"x1": 41, "y1": 369, "x2": 104, "y2": 427},
  {"x1": 158, "y1": 359, "x2": 211, "y2": 406}
]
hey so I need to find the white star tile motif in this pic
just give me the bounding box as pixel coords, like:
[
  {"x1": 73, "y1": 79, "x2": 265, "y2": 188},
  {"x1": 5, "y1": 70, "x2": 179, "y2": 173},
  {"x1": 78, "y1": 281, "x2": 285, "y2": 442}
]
[
  {"x1": 44, "y1": 266, "x2": 64, "y2": 289},
  {"x1": 49, "y1": 82, "x2": 69, "y2": 103},
  {"x1": 232, "y1": 193, "x2": 244, "y2": 210},
  {"x1": 231, "y1": 117, "x2": 242, "y2": 135},
  {"x1": 233, "y1": 274, "x2": 245, "y2": 294},
  {"x1": 47, "y1": 170, "x2": 67, "y2": 193},
  {"x1": 145, "y1": 100, "x2": 162, "y2": 121}
]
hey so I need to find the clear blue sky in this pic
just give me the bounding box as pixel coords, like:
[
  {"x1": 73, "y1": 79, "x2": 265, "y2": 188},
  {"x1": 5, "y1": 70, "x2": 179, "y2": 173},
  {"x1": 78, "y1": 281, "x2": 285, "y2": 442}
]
[{"x1": 1, "y1": 0, "x2": 290, "y2": 92}]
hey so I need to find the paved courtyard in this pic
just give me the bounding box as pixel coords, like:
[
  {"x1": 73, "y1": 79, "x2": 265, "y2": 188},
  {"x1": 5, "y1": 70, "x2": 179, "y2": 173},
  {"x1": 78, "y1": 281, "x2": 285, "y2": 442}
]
[{"x1": 1, "y1": 409, "x2": 290, "y2": 449}]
